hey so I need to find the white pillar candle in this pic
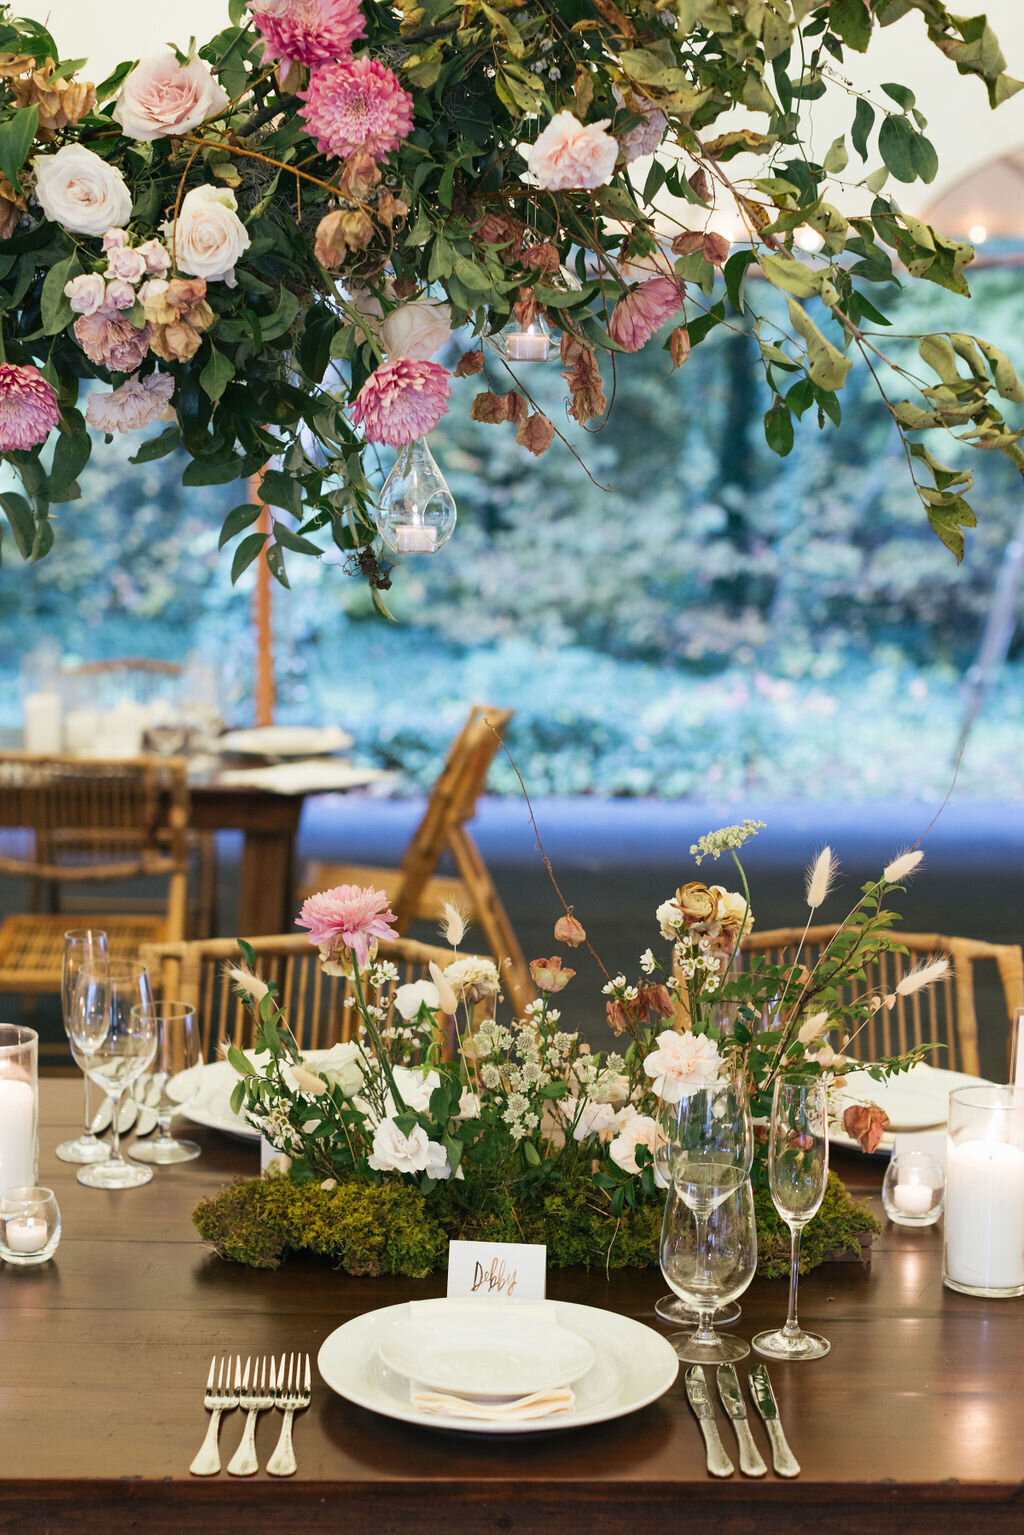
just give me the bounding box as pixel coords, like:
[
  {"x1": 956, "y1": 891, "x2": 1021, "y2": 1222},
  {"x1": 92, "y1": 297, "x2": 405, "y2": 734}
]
[
  {"x1": 396, "y1": 525, "x2": 437, "y2": 553},
  {"x1": 23, "y1": 691, "x2": 62, "y2": 753},
  {"x1": 5, "y1": 1216, "x2": 47, "y2": 1253},
  {"x1": 64, "y1": 706, "x2": 100, "y2": 755},
  {"x1": 945, "y1": 1137, "x2": 1024, "y2": 1291},
  {"x1": 0, "y1": 1077, "x2": 37, "y2": 1191},
  {"x1": 506, "y1": 331, "x2": 549, "y2": 361},
  {"x1": 893, "y1": 1181, "x2": 933, "y2": 1216}
]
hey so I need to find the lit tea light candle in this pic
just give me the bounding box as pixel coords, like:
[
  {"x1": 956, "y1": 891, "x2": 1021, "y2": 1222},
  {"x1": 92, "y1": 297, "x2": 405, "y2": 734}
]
[
  {"x1": 506, "y1": 331, "x2": 550, "y2": 361},
  {"x1": 396, "y1": 525, "x2": 437, "y2": 553},
  {"x1": 5, "y1": 1216, "x2": 48, "y2": 1254},
  {"x1": 893, "y1": 1181, "x2": 932, "y2": 1216},
  {"x1": 945, "y1": 1138, "x2": 1024, "y2": 1292}
]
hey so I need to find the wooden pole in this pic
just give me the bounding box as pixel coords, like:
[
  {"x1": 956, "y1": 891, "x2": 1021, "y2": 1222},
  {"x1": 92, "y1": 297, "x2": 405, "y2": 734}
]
[{"x1": 249, "y1": 470, "x2": 276, "y2": 728}]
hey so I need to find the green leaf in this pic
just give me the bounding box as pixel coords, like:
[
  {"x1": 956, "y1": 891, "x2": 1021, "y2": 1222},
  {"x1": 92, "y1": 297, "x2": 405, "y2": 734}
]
[
  {"x1": 266, "y1": 542, "x2": 289, "y2": 588},
  {"x1": 829, "y1": 0, "x2": 871, "y2": 51},
  {"x1": 521, "y1": 1139, "x2": 541, "y2": 1167},
  {"x1": 851, "y1": 97, "x2": 874, "y2": 160},
  {"x1": 881, "y1": 81, "x2": 915, "y2": 110},
  {"x1": 40, "y1": 253, "x2": 80, "y2": 336},
  {"x1": 976, "y1": 338, "x2": 1024, "y2": 403},
  {"x1": 230, "y1": 531, "x2": 268, "y2": 584},
  {"x1": 878, "y1": 114, "x2": 917, "y2": 183},
  {"x1": 258, "y1": 468, "x2": 302, "y2": 517},
  {"x1": 764, "y1": 398, "x2": 795, "y2": 457},
  {"x1": 823, "y1": 136, "x2": 848, "y2": 175},
  {"x1": 0, "y1": 492, "x2": 33, "y2": 558},
  {"x1": 128, "y1": 424, "x2": 180, "y2": 465},
  {"x1": 760, "y1": 252, "x2": 822, "y2": 299},
  {"x1": 229, "y1": 1080, "x2": 246, "y2": 1117},
  {"x1": 226, "y1": 1043, "x2": 253, "y2": 1077},
  {"x1": 200, "y1": 345, "x2": 235, "y2": 403},
  {"x1": 909, "y1": 133, "x2": 938, "y2": 184},
  {"x1": 182, "y1": 455, "x2": 244, "y2": 487},
  {"x1": 786, "y1": 298, "x2": 853, "y2": 391},
  {"x1": 260, "y1": 286, "x2": 299, "y2": 343},
  {"x1": 273, "y1": 521, "x2": 321, "y2": 557},
  {"x1": 925, "y1": 495, "x2": 977, "y2": 564},
  {"x1": 48, "y1": 423, "x2": 91, "y2": 494},
  {"x1": 218, "y1": 500, "x2": 262, "y2": 549},
  {"x1": 0, "y1": 105, "x2": 38, "y2": 194}
]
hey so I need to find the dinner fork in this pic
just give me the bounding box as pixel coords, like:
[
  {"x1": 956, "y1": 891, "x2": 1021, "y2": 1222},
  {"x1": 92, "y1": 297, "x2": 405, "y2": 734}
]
[
  {"x1": 189, "y1": 1355, "x2": 239, "y2": 1477},
  {"x1": 267, "y1": 1353, "x2": 312, "y2": 1478},
  {"x1": 226, "y1": 1355, "x2": 276, "y2": 1476}
]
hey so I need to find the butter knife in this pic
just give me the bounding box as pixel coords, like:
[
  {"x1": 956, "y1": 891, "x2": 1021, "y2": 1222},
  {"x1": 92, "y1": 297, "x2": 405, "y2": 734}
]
[
  {"x1": 684, "y1": 1366, "x2": 734, "y2": 1477},
  {"x1": 716, "y1": 1365, "x2": 767, "y2": 1477},
  {"x1": 748, "y1": 1363, "x2": 800, "y2": 1477}
]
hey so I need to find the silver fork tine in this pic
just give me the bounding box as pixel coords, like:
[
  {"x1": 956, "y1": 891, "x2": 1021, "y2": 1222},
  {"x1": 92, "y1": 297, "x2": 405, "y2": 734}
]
[
  {"x1": 190, "y1": 1354, "x2": 239, "y2": 1477},
  {"x1": 205, "y1": 1356, "x2": 215, "y2": 1391},
  {"x1": 305, "y1": 1354, "x2": 311, "y2": 1393}
]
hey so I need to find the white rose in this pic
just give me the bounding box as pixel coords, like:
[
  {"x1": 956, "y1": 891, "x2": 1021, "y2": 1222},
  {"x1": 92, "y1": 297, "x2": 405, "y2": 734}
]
[
  {"x1": 316, "y1": 1040, "x2": 365, "y2": 1098},
  {"x1": 424, "y1": 1139, "x2": 453, "y2": 1180},
  {"x1": 455, "y1": 1089, "x2": 480, "y2": 1121},
  {"x1": 114, "y1": 53, "x2": 229, "y2": 141},
  {"x1": 394, "y1": 978, "x2": 440, "y2": 1021},
  {"x1": 64, "y1": 272, "x2": 107, "y2": 316},
  {"x1": 381, "y1": 300, "x2": 452, "y2": 362},
  {"x1": 165, "y1": 184, "x2": 250, "y2": 287},
  {"x1": 388, "y1": 1066, "x2": 440, "y2": 1116},
  {"x1": 367, "y1": 1118, "x2": 432, "y2": 1174},
  {"x1": 33, "y1": 144, "x2": 132, "y2": 237}
]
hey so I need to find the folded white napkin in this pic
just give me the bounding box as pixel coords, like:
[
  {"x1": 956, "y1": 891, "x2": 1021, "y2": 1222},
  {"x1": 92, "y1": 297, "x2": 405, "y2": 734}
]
[
  {"x1": 411, "y1": 1388, "x2": 575, "y2": 1422},
  {"x1": 215, "y1": 761, "x2": 389, "y2": 795}
]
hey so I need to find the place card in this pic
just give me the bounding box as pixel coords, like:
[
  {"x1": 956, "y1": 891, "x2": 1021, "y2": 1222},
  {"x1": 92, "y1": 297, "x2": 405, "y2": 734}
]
[{"x1": 446, "y1": 1239, "x2": 547, "y2": 1300}]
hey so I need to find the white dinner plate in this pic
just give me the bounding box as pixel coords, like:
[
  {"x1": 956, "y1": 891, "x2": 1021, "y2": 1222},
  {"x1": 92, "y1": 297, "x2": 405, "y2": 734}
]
[
  {"x1": 833, "y1": 1063, "x2": 992, "y2": 1154},
  {"x1": 177, "y1": 1049, "x2": 343, "y2": 1141},
  {"x1": 218, "y1": 725, "x2": 353, "y2": 757},
  {"x1": 317, "y1": 1297, "x2": 679, "y2": 1435},
  {"x1": 378, "y1": 1305, "x2": 594, "y2": 1397}
]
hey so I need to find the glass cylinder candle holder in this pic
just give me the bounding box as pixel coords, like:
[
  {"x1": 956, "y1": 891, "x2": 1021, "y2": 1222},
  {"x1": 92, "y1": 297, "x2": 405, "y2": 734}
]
[
  {"x1": 0, "y1": 1025, "x2": 38, "y2": 1193},
  {"x1": 944, "y1": 1085, "x2": 1024, "y2": 1298},
  {"x1": 0, "y1": 1186, "x2": 60, "y2": 1265},
  {"x1": 882, "y1": 1150, "x2": 945, "y2": 1226}
]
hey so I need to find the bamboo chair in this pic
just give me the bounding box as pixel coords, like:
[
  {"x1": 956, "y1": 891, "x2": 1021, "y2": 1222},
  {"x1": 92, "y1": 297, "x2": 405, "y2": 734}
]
[
  {"x1": 0, "y1": 753, "x2": 190, "y2": 995},
  {"x1": 140, "y1": 932, "x2": 492, "y2": 1060},
  {"x1": 740, "y1": 925, "x2": 1024, "y2": 1076},
  {"x1": 302, "y1": 705, "x2": 535, "y2": 1012}
]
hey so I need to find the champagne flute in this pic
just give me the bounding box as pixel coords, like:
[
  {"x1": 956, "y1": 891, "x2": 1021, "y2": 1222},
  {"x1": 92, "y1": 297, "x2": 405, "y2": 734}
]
[
  {"x1": 67, "y1": 963, "x2": 157, "y2": 1189},
  {"x1": 129, "y1": 1003, "x2": 201, "y2": 1165},
  {"x1": 752, "y1": 1078, "x2": 831, "y2": 1361},
  {"x1": 660, "y1": 1175, "x2": 757, "y2": 1364},
  {"x1": 654, "y1": 1071, "x2": 753, "y2": 1328},
  {"x1": 55, "y1": 929, "x2": 111, "y2": 1165}
]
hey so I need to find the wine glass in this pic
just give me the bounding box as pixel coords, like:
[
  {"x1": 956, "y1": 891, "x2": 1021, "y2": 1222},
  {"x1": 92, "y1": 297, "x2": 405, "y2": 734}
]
[
  {"x1": 752, "y1": 1078, "x2": 831, "y2": 1361},
  {"x1": 660, "y1": 1175, "x2": 757, "y2": 1364},
  {"x1": 56, "y1": 929, "x2": 111, "y2": 1166},
  {"x1": 67, "y1": 962, "x2": 157, "y2": 1189},
  {"x1": 654, "y1": 1071, "x2": 753, "y2": 1328},
  {"x1": 129, "y1": 1003, "x2": 201, "y2": 1165}
]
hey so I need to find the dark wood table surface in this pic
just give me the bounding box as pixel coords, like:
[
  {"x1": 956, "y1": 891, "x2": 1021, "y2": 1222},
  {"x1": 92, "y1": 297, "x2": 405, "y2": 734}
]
[{"x1": 2, "y1": 1081, "x2": 1022, "y2": 1535}]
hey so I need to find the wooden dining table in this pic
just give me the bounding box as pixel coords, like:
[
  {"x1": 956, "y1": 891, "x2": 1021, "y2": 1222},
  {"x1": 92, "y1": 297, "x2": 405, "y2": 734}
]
[{"x1": 2, "y1": 1080, "x2": 1022, "y2": 1535}]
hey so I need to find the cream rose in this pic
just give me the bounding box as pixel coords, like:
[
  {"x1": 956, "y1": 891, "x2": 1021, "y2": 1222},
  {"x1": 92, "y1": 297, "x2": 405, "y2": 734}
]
[
  {"x1": 316, "y1": 1040, "x2": 365, "y2": 1098},
  {"x1": 527, "y1": 110, "x2": 618, "y2": 191},
  {"x1": 33, "y1": 143, "x2": 132, "y2": 236},
  {"x1": 711, "y1": 885, "x2": 753, "y2": 941},
  {"x1": 64, "y1": 272, "x2": 107, "y2": 316},
  {"x1": 393, "y1": 978, "x2": 440, "y2": 1021},
  {"x1": 675, "y1": 882, "x2": 718, "y2": 924},
  {"x1": 367, "y1": 1118, "x2": 432, "y2": 1174},
  {"x1": 382, "y1": 300, "x2": 452, "y2": 362},
  {"x1": 114, "y1": 53, "x2": 229, "y2": 141},
  {"x1": 165, "y1": 184, "x2": 250, "y2": 287}
]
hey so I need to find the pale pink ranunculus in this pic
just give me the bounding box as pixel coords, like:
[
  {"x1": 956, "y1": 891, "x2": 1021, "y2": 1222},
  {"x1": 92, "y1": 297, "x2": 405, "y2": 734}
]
[
  {"x1": 33, "y1": 143, "x2": 132, "y2": 237},
  {"x1": 84, "y1": 372, "x2": 174, "y2": 433},
  {"x1": 113, "y1": 52, "x2": 229, "y2": 141},
  {"x1": 64, "y1": 272, "x2": 107, "y2": 316},
  {"x1": 164, "y1": 184, "x2": 250, "y2": 287},
  {"x1": 296, "y1": 882, "x2": 398, "y2": 967},
  {"x1": 527, "y1": 110, "x2": 618, "y2": 191},
  {"x1": 0, "y1": 363, "x2": 60, "y2": 451},
  {"x1": 608, "y1": 276, "x2": 683, "y2": 353},
  {"x1": 642, "y1": 1029, "x2": 722, "y2": 1104},
  {"x1": 102, "y1": 227, "x2": 129, "y2": 251},
  {"x1": 135, "y1": 238, "x2": 172, "y2": 276},
  {"x1": 104, "y1": 277, "x2": 136, "y2": 311},
  {"x1": 73, "y1": 308, "x2": 152, "y2": 372},
  {"x1": 608, "y1": 1113, "x2": 669, "y2": 1187},
  {"x1": 381, "y1": 300, "x2": 451, "y2": 362},
  {"x1": 106, "y1": 245, "x2": 148, "y2": 284},
  {"x1": 349, "y1": 357, "x2": 452, "y2": 446}
]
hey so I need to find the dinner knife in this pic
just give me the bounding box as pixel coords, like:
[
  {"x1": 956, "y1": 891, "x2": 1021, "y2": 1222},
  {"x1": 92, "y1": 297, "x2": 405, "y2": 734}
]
[
  {"x1": 683, "y1": 1366, "x2": 734, "y2": 1478},
  {"x1": 748, "y1": 1363, "x2": 800, "y2": 1477},
  {"x1": 716, "y1": 1365, "x2": 767, "y2": 1477}
]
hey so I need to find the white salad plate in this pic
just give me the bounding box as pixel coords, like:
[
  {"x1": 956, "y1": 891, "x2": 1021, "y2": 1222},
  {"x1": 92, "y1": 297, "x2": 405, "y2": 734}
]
[
  {"x1": 378, "y1": 1305, "x2": 595, "y2": 1398},
  {"x1": 318, "y1": 1297, "x2": 679, "y2": 1435},
  {"x1": 833, "y1": 1063, "x2": 991, "y2": 1153},
  {"x1": 177, "y1": 1049, "x2": 343, "y2": 1141},
  {"x1": 218, "y1": 724, "x2": 353, "y2": 757}
]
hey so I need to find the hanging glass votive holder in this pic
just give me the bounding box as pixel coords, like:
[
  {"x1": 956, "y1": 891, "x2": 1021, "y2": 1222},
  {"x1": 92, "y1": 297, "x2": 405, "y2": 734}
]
[
  {"x1": 373, "y1": 437, "x2": 457, "y2": 555},
  {"x1": 484, "y1": 263, "x2": 581, "y2": 363}
]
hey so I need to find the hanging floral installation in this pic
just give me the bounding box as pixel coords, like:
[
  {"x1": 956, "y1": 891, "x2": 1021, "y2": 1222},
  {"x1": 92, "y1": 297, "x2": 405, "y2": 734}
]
[{"x1": 0, "y1": 0, "x2": 1020, "y2": 599}]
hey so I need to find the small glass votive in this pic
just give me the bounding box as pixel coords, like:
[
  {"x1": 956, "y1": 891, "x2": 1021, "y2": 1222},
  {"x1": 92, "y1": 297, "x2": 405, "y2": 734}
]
[
  {"x1": 882, "y1": 1152, "x2": 945, "y2": 1227},
  {"x1": 0, "y1": 1186, "x2": 61, "y2": 1265}
]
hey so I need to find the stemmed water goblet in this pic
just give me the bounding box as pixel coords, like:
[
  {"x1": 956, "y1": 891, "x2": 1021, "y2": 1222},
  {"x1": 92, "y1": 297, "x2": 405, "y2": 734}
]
[
  {"x1": 659, "y1": 1173, "x2": 757, "y2": 1363},
  {"x1": 129, "y1": 1003, "x2": 201, "y2": 1165},
  {"x1": 66, "y1": 961, "x2": 157, "y2": 1189},
  {"x1": 752, "y1": 1078, "x2": 831, "y2": 1360},
  {"x1": 55, "y1": 929, "x2": 111, "y2": 1166}
]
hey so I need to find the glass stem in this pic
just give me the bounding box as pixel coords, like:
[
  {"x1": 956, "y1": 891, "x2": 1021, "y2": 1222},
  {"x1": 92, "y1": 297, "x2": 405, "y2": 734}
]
[
  {"x1": 694, "y1": 1308, "x2": 717, "y2": 1343},
  {"x1": 156, "y1": 1114, "x2": 173, "y2": 1144},
  {"x1": 784, "y1": 1222, "x2": 803, "y2": 1335},
  {"x1": 82, "y1": 1075, "x2": 95, "y2": 1139},
  {"x1": 108, "y1": 1091, "x2": 123, "y2": 1163}
]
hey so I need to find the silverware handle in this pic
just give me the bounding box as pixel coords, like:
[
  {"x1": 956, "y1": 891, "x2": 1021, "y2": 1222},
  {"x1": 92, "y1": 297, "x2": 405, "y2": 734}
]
[
  {"x1": 733, "y1": 1418, "x2": 768, "y2": 1478},
  {"x1": 765, "y1": 1418, "x2": 800, "y2": 1478},
  {"x1": 189, "y1": 1407, "x2": 223, "y2": 1477},
  {"x1": 266, "y1": 1409, "x2": 296, "y2": 1478},
  {"x1": 698, "y1": 1417, "x2": 734, "y2": 1478},
  {"x1": 227, "y1": 1407, "x2": 261, "y2": 1477}
]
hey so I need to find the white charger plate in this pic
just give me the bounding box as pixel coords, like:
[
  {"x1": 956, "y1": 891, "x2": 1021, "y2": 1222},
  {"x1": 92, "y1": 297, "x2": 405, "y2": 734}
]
[
  {"x1": 833, "y1": 1063, "x2": 991, "y2": 1154},
  {"x1": 378, "y1": 1305, "x2": 594, "y2": 1398},
  {"x1": 318, "y1": 1298, "x2": 679, "y2": 1435},
  {"x1": 218, "y1": 725, "x2": 353, "y2": 757}
]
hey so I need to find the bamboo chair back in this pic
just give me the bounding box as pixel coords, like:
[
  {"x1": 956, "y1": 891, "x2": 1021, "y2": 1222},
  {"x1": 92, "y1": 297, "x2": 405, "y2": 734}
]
[
  {"x1": 740, "y1": 926, "x2": 1024, "y2": 1076},
  {"x1": 140, "y1": 932, "x2": 492, "y2": 1060}
]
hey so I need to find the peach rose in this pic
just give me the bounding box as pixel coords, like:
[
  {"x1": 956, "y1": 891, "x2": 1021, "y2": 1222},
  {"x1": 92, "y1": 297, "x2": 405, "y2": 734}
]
[
  {"x1": 527, "y1": 110, "x2": 618, "y2": 191},
  {"x1": 114, "y1": 53, "x2": 229, "y2": 141},
  {"x1": 675, "y1": 882, "x2": 717, "y2": 924}
]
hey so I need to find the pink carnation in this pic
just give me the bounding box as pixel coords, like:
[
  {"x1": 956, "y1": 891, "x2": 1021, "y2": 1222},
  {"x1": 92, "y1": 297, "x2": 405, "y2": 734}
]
[
  {"x1": 296, "y1": 883, "x2": 398, "y2": 967},
  {"x1": 255, "y1": 0, "x2": 365, "y2": 66},
  {"x1": 527, "y1": 110, "x2": 618, "y2": 191},
  {"x1": 0, "y1": 363, "x2": 60, "y2": 451},
  {"x1": 73, "y1": 308, "x2": 152, "y2": 372},
  {"x1": 85, "y1": 373, "x2": 174, "y2": 433},
  {"x1": 349, "y1": 357, "x2": 452, "y2": 445},
  {"x1": 300, "y1": 55, "x2": 413, "y2": 163},
  {"x1": 608, "y1": 276, "x2": 683, "y2": 352}
]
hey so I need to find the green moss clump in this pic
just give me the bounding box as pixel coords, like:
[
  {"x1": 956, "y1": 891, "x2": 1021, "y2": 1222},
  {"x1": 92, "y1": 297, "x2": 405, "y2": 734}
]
[{"x1": 753, "y1": 1170, "x2": 880, "y2": 1279}]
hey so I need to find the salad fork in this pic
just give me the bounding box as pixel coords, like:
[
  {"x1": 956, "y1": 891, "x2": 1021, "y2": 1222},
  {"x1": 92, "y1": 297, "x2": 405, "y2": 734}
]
[
  {"x1": 227, "y1": 1355, "x2": 276, "y2": 1476},
  {"x1": 190, "y1": 1355, "x2": 239, "y2": 1477},
  {"x1": 267, "y1": 1353, "x2": 312, "y2": 1477}
]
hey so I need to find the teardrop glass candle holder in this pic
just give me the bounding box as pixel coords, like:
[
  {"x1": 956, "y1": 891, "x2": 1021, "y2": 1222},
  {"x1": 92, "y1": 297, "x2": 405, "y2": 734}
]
[{"x1": 374, "y1": 438, "x2": 457, "y2": 555}]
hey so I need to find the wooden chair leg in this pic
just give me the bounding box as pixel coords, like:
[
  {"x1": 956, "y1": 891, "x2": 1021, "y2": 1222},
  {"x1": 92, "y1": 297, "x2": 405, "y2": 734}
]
[{"x1": 448, "y1": 826, "x2": 536, "y2": 1014}]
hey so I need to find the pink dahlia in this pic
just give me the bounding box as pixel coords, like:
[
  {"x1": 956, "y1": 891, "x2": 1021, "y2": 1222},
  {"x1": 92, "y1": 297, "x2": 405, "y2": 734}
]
[
  {"x1": 608, "y1": 276, "x2": 683, "y2": 353},
  {"x1": 0, "y1": 363, "x2": 60, "y2": 451},
  {"x1": 253, "y1": 0, "x2": 365, "y2": 65},
  {"x1": 349, "y1": 357, "x2": 452, "y2": 445},
  {"x1": 296, "y1": 883, "x2": 398, "y2": 967},
  {"x1": 300, "y1": 55, "x2": 414, "y2": 163}
]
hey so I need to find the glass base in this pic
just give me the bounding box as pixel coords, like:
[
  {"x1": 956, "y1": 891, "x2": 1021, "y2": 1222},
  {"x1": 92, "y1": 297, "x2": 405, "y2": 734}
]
[
  {"x1": 55, "y1": 1134, "x2": 110, "y2": 1165},
  {"x1": 77, "y1": 1157, "x2": 153, "y2": 1190},
  {"x1": 943, "y1": 1274, "x2": 1024, "y2": 1298},
  {"x1": 655, "y1": 1295, "x2": 741, "y2": 1327},
  {"x1": 752, "y1": 1326, "x2": 830, "y2": 1360},
  {"x1": 667, "y1": 1329, "x2": 750, "y2": 1365},
  {"x1": 130, "y1": 1136, "x2": 201, "y2": 1165}
]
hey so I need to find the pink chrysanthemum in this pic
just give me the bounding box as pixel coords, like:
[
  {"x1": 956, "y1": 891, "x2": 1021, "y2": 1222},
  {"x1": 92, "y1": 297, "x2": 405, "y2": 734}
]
[
  {"x1": 0, "y1": 364, "x2": 60, "y2": 452},
  {"x1": 296, "y1": 883, "x2": 398, "y2": 967},
  {"x1": 350, "y1": 357, "x2": 452, "y2": 446},
  {"x1": 253, "y1": 0, "x2": 365, "y2": 66},
  {"x1": 608, "y1": 276, "x2": 683, "y2": 353},
  {"x1": 300, "y1": 55, "x2": 414, "y2": 163}
]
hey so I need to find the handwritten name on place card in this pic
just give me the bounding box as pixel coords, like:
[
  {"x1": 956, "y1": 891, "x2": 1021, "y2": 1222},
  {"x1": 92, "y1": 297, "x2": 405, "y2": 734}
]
[{"x1": 446, "y1": 1240, "x2": 547, "y2": 1300}]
